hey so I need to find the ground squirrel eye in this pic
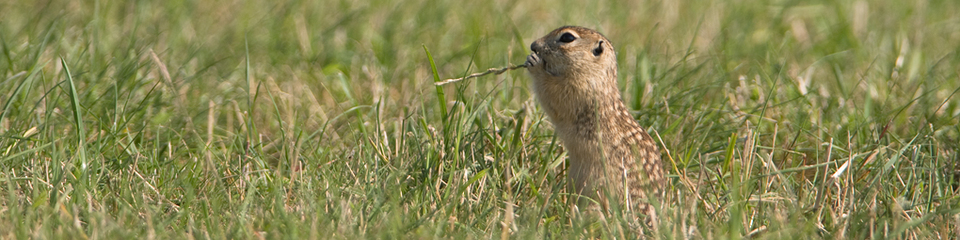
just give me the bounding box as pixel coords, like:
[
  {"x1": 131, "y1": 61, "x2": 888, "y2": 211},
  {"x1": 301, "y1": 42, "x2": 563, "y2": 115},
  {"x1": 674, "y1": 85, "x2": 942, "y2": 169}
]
[
  {"x1": 593, "y1": 41, "x2": 604, "y2": 56},
  {"x1": 559, "y1": 33, "x2": 576, "y2": 43}
]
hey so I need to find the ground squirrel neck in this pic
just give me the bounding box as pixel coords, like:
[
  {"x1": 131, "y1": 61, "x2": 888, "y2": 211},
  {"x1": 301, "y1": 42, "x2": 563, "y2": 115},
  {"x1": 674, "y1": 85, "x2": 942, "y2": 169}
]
[{"x1": 525, "y1": 26, "x2": 665, "y2": 216}]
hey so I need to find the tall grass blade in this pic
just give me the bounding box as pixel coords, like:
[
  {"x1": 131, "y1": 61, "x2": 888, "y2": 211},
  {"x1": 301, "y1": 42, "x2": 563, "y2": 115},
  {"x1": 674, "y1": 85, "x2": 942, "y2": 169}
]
[
  {"x1": 61, "y1": 57, "x2": 88, "y2": 172},
  {"x1": 423, "y1": 45, "x2": 448, "y2": 120}
]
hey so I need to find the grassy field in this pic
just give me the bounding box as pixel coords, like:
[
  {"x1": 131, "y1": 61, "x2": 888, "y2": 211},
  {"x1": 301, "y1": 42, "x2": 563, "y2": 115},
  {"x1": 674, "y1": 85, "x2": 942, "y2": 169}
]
[{"x1": 1, "y1": 0, "x2": 958, "y2": 238}]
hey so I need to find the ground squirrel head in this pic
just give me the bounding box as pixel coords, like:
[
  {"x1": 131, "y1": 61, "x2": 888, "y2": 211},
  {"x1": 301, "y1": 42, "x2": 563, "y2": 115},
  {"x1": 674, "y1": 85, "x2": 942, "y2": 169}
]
[{"x1": 525, "y1": 26, "x2": 618, "y2": 85}]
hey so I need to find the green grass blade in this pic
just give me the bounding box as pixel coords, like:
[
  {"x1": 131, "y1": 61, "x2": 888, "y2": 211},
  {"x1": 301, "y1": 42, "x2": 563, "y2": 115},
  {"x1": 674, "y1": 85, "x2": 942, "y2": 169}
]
[
  {"x1": 423, "y1": 45, "x2": 447, "y2": 120},
  {"x1": 0, "y1": 61, "x2": 45, "y2": 123},
  {"x1": 61, "y1": 57, "x2": 88, "y2": 172}
]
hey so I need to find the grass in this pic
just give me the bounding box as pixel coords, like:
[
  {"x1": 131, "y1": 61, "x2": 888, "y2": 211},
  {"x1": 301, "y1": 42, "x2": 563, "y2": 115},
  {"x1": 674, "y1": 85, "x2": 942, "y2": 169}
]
[{"x1": 1, "y1": 0, "x2": 958, "y2": 238}]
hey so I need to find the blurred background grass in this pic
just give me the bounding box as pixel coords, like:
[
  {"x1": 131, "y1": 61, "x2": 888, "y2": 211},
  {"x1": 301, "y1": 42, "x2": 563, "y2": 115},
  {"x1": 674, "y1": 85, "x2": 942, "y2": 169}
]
[{"x1": 0, "y1": 0, "x2": 958, "y2": 238}]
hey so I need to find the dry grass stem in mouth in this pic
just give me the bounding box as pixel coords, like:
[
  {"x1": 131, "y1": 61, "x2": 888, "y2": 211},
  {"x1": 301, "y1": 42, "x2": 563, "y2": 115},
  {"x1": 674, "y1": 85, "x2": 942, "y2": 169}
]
[{"x1": 434, "y1": 63, "x2": 528, "y2": 86}]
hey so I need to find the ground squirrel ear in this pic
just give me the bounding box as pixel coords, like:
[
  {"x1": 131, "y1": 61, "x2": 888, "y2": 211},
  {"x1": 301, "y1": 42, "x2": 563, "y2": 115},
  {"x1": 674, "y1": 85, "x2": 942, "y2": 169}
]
[{"x1": 593, "y1": 41, "x2": 604, "y2": 56}]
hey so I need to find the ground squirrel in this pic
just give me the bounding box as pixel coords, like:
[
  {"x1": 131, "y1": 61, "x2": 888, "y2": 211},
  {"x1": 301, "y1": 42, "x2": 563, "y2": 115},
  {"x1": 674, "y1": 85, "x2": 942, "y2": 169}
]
[{"x1": 525, "y1": 26, "x2": 665, "y2": 219}]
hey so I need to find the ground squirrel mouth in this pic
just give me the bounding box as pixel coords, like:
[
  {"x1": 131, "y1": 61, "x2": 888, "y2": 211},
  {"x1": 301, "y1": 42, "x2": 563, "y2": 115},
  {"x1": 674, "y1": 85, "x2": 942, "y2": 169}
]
[
  {"x1": 525, "y1": 52, "x2": 555, "y2": 76},
  {"x1": 525, "y1": 52, "x2": 541, "y2": 68}
]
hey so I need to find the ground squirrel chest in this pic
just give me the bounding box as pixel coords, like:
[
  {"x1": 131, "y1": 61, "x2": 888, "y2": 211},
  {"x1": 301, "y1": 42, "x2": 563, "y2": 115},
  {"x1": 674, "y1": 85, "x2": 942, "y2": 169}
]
[{"x1": 525, "y1": 26, "x2": 665, "y2": 214}]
